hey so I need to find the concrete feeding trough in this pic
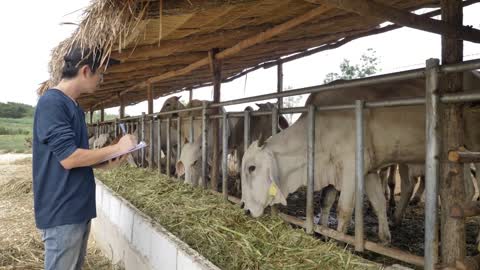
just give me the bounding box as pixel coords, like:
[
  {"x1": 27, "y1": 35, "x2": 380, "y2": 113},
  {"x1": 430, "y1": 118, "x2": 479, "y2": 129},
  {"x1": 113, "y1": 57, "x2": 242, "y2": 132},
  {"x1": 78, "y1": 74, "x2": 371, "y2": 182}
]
[{"x1": 92, "y1": 180, "x2": 220, "y2": 270}]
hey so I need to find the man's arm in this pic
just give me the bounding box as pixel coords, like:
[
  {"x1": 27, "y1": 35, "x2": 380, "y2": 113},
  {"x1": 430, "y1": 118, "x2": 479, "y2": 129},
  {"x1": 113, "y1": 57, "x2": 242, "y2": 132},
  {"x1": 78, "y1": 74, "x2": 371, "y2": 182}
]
[{"x1": 60, "y1": 135, "x2": 136, "y2": 170}]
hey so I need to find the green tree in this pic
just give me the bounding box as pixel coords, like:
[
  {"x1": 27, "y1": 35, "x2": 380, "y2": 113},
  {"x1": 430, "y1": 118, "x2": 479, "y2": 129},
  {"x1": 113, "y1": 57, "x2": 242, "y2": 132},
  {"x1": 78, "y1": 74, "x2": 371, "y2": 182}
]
[{"x1": 323, "y1": 48, "x2": 380, "y2": 84}]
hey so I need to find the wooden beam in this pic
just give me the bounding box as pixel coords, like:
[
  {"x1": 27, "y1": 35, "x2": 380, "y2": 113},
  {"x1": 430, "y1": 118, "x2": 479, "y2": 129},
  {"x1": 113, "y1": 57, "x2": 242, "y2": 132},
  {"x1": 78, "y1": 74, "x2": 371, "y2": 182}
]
[
  {"x1": 311, "y1": 0, "x2": 480, "y2": 43},
  {"x1": 439, "y1": 0, "x2": 466, "y2": 265},
  {"x1": 450, "y1": 202, "x2": 480, "y2": 219},
  {"x1": 93, "y1": 5, "x2": 332, "y2": 110},
  {"x1": 147, "y1": 83, "x2": 153, "y2": 114},
  {"x1": 448, "y1": 150, "x2": 480, "y2": 163},
  {"x1": 209, "y1": 48, "x2": 222, "y2": 191},
  {"x1": 147, "y1": 5, "x2": 332, "y2": 85}
]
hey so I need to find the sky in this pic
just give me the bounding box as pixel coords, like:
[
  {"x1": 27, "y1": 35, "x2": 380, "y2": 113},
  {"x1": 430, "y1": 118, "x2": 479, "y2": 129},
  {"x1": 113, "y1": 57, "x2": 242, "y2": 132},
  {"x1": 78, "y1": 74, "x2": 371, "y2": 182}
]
[{"x1": 0, "y1": 1, "x2": 479, "y2": 116}]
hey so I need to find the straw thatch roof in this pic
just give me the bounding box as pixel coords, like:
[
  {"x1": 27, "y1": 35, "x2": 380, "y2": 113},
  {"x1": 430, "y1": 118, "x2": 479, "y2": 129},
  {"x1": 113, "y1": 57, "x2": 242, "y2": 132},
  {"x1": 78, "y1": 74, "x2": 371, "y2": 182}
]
[{"x1": 42, "y1": 0, "x2": 441, "y2": 110}]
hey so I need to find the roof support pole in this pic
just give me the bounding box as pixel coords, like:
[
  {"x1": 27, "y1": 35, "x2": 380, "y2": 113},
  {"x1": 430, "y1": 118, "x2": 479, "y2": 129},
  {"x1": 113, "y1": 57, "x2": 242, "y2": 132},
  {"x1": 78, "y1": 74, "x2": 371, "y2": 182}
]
[
  {"x1": 100, "y1": 105, "x2": 105, "y2": 122},
  {"x1": 147, "y1": 83, "x2": 154, "y2": 114},
  {"x1": 438, "y1": 0, "x2": 466, "y2": 267},
  {"x1": 277, "y1": 62, "x2": 283, "y2": 109},
  {"x1": 118, "y1": 93, "x2": 125, "y2": 119},
  {"x1": 209, "y1": 48, "x2": 222, "y2": 191}
]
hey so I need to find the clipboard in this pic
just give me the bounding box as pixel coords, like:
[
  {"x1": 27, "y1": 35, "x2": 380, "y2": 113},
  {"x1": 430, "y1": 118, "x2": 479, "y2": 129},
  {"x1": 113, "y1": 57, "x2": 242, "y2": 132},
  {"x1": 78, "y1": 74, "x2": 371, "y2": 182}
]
[{"x1": 94, "y1": 141, "x2": 148, "y2": 165}]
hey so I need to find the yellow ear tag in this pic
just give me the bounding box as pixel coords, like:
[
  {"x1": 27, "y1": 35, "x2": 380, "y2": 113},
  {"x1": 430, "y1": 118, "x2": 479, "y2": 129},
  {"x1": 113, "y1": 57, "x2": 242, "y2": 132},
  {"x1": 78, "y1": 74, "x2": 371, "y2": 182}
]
[{"x1": 268, "y1": 183, "x2": 278, "y2": 197}]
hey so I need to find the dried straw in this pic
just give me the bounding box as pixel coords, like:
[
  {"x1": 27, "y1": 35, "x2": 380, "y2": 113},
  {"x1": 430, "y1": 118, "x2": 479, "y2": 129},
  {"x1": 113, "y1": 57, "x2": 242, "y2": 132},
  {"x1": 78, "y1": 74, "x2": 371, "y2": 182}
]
[{"x1": 96, "y1": 166, "x2": 380, "y2": 270}]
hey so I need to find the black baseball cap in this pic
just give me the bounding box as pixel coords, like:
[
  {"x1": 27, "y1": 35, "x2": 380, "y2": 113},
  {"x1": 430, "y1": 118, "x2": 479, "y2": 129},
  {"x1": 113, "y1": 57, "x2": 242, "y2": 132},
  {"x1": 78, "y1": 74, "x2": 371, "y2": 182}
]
[{"x1": 63, "y1": 46, "x2": 120, "y2": 71}]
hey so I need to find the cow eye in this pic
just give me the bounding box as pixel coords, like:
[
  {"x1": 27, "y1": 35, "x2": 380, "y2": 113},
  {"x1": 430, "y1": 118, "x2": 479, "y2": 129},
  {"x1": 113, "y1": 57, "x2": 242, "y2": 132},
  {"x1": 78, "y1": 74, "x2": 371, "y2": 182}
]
[
  {"x1": 248, "y1": 165, "x2": 256, "y2": 173},
  {"x1": 192, "y1": 160, "x2": 198, "y2": 166}
]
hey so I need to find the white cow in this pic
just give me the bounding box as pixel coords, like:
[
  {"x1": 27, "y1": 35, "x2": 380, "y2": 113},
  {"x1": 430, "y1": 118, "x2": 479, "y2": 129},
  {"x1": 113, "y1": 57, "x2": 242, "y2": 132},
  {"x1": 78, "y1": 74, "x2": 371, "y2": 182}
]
[{"x1": 240, "y1": 73, "x2": 480, "y2": 244}]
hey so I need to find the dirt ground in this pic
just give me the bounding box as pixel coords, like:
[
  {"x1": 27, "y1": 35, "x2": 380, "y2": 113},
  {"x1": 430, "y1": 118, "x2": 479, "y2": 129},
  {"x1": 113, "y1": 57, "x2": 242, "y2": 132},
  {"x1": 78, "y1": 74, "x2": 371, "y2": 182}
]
[{"x1": 0, "y1": 155, "x2": 118, "y2": 270}]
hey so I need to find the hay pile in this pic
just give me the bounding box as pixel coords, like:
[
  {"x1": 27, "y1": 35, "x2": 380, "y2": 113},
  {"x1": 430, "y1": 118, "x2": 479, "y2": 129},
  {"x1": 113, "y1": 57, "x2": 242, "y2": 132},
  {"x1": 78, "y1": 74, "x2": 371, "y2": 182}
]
[{"x1": 96, "y1": 166, "x2": 380, "y2": 270}]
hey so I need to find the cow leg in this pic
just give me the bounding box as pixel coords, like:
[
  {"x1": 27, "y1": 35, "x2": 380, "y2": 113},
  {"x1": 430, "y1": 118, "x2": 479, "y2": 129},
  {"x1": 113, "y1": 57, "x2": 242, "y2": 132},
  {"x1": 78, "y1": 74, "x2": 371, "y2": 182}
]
[
  {"x1": 336, "y1": 182, "x2": 355, "y2": 234},
  {"x1": 365, "y1": 172, "x2": 392, "y2": 244},
  {"x1": 320, "y1": 186, "x2": 337, "y2": 227},
  {"x1": 393, "y1": 164, "x2": 415, "y2": 226},
  {"x1": 410, "y1": 176, "x2": 425, "y2": 206},
  {"x1": 379, "y1": 167, "x2": 389, "y2": 200},
  {"x1": 465, "y1": 163, "x2": 475, "y2": 202},
  {"x1": 387, "y1": 165, "x2": 396, "y2": 210}
]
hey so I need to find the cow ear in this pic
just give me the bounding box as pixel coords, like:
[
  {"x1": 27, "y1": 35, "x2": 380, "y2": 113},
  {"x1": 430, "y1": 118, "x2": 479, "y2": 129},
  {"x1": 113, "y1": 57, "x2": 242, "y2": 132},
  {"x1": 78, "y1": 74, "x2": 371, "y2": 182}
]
[
  {"x1": 175, "y1": 96, "x2": 180, "y2": 100},
  {"x1": 183, "y1": 137, "x2": 189, "y2": 145},
  {"x1": 257, "y1": 134, "x2": 266, "y2": 148},
  {"x1": 176, "y1": 161, "x2": 185, "y2": 177}
]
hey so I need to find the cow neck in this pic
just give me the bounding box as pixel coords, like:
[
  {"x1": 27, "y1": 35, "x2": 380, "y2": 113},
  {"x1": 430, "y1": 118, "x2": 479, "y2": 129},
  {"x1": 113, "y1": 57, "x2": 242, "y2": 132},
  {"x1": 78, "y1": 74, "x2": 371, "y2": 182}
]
[{"x1": 266, "y1": 117, "x2": 308, "y2": 196}]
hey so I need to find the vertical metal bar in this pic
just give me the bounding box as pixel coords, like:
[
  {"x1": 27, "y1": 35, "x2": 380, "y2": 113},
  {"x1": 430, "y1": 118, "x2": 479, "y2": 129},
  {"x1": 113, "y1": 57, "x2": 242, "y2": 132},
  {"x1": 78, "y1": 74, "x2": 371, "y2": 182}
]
[
  {"x1": 149, "y1": 118, "x2": 154, "y2": 169},
  {"x1": 201, "y1": 101, "x2": 209, "y2": 189},
  {"x1": 114, "y1": 119, "x2": 118, "y2": 137},
  {"x1": 355, "y1": 100, "x2": 365, "y2": 252},
  {"x1": 141, "y1": 112, "x2": 146, "y2": 168},
  {"x1": 189, "y1": 116, "x2": 194, "y2": 143},
  {"x1": 306, "y1": 105, "x2": 315, "y2": 234},
  {"x1": 244, "y1": 110, "x2": 251, "y2": 155},
  {"x1": 177, "y1": 117, "x2": 182, "y2": 169},
  {"x1": 271, "y1": 105, "x2": 279, "y2": 215},
  {"x1": 95, "y1": 120, "x2": 99, "y2": 139},
  {"x1": 157, "y1": 119, "x2": 162, "y2": 174},
  {"x1": 166, "y1": 117, "x2": 171, "y2": 177},
  {"x1": 425, "y1": 58, "x2": 440, "y2": 270},
  {"x1": 222, "y1": 112, "x2": 229, "y2": 200}
]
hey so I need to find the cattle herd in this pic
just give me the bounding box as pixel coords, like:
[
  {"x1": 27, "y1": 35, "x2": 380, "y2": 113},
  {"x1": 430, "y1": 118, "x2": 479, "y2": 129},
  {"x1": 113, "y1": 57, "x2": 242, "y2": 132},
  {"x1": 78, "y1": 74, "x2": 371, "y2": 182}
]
[{"x1": 89, "y1": 71, "x2": 480, "y2": 251}]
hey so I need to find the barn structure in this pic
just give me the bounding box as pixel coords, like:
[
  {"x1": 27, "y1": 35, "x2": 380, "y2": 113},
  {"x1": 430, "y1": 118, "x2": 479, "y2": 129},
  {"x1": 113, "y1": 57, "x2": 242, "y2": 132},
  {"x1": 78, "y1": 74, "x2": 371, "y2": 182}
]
[{"x1": 41, "y1": 0, "x2": 480, "y2": 269}]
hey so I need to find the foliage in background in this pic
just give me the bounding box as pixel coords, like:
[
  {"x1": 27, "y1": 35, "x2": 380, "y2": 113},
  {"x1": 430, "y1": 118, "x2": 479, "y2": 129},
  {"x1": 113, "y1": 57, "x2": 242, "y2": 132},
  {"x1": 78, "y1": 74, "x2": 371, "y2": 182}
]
[
  {"x1": 0, "y1": 102, "x2": 34, "y2": 119},
  {"x1": 323, "y1": 48, "x2": 380, "y2": 84}
]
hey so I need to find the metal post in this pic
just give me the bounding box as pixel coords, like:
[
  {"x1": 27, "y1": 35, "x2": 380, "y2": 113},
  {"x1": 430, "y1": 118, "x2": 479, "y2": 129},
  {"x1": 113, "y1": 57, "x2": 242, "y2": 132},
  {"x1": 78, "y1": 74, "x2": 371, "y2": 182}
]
[
  {"x1": 177, "y1": 117, "x2": 182, "y2": 173},
  {"x1": 424, "y1": 58, "x2": 440, "y2": 270},
  {"x1": 277, "y1": 62, "x2": 283, "y2": 109},
  {"x1": 189, "y1": 116, "x2": 194, "y2": 143},
  {"x1": 149, "y1": 118, "x2": 154, "y2": 169},
  {"x1": 201, "y1": 101, "x2": 209, "y2": 189},
  {"x1": 141, "y1": 112, "x2": 146, "y2": 168},
  {"x1": 306, "y1": 105, "x2": 316, "y2": 234},
  {"x1": 271, "y1": 105, "x2": 279, "y2": 215},
  {"x1": 157, "y1": 119, "x2": 162, "y2": 174},
  {"x1": 95, "y1": 120, "x2": 99, "y2": 139},
  {"x1": 166, "y1": 117, "x2": 171, "y2": 177},
  {"x1": 244, "y1": 110, "x2": 251, "y2": 154},
  {"x1": 114, "y1": 119, "x2": 118, "y2": 137},
  {"x1": 222, "y1": 112, "x2": 229, "y2": 200},
  {"x1": 355, "y1": 100, "x2": 365, "y2": 252}
]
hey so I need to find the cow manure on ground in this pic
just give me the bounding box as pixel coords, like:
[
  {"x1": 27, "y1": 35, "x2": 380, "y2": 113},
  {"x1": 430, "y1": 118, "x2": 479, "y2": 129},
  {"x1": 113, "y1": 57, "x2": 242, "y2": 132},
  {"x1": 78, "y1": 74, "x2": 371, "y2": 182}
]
[{"x1": 96, "y1": 166, "x2": 380, "y2": 270}]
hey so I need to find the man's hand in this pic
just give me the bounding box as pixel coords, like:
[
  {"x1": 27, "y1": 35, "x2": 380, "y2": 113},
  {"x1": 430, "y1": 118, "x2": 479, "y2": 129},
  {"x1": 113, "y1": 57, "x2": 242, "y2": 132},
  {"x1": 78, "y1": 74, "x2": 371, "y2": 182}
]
[
  {"x1": 95, "y1": 155, "x2": 128, "y2": 170},
  {"x1": 116, "y1": 134, "x2": 137, "y2": 153}
]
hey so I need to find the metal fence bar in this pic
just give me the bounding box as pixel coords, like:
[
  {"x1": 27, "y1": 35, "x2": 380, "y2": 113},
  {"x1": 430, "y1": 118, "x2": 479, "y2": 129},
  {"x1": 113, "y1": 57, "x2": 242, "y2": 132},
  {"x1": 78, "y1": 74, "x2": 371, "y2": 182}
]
[
  {"x1": 355, "y1": 100, "x2": 365, "y2": 252},
  {"x1": 201, "y1": 101, "x2": 209, "y2": 189},
  {"x1": 166, "y1": 118, "x2": 171, "y2": 177},
  {"x1": 177, "y1": 117, "x2": 182, "y2": 172},
  {"x1": 306, "y1": 105, "x2": 316, "y2": 234},
  {"x1": 149, "y1": 118, "x2": 154, "y2": 169},
  {"x1": 210, "y1": 69, "x2": 425, "y2": 108},
  {"x1": 141, "y1": 112, "x2": 146, "y2": 168},
  {"x1": 157, "y1": 119, "x2": 162, "y2": 174},
  {"x1": 271, "y1": 105, "x2": 279, "y2": 216},
  {"x1": 114, "y1": 119, "x2": 118, "y2": 137},
  {"x1": 424, "y1": 58, "x2": 440, "y2": 270},
  {"x1": 244, "y1": 110, "x2": 251, "y2": 155},
  {"x1": 441, "y1": 58, "x2": 480, "y2": 74},
  {"x1": 189, "y1": 116, "x2": 194, "y2": 143},
  {"x1": 222, "y1": 112, "x2": 229, "y2": 201}
]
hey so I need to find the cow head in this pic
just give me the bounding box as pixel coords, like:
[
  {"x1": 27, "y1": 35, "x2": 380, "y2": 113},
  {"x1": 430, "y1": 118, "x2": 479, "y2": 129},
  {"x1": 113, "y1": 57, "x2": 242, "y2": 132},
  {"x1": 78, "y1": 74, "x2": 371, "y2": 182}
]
[
  {"x1": 240, "y1": 139, "x2": 287, "y2": 217},
  {"x1": 176, "y1": 139, "x2": 203, "y2": 186},
  {"x1": 160, "y1": 96, "x2": 184, "y2": 117}
]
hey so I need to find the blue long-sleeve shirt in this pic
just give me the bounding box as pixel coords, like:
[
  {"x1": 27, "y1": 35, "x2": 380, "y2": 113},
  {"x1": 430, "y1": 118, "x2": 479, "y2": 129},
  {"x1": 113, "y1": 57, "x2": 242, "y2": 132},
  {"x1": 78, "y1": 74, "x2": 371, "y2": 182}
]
[{"x1": 32, "y1": 89, "x2": 96, "y2": 229}]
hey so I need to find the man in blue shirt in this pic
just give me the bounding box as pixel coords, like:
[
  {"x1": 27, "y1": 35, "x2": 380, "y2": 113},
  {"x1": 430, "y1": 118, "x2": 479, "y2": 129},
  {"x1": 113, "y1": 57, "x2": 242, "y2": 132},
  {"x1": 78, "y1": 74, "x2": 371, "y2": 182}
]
[{"x1": 33, "y1": 47, "x2": 136, "y2": 270}]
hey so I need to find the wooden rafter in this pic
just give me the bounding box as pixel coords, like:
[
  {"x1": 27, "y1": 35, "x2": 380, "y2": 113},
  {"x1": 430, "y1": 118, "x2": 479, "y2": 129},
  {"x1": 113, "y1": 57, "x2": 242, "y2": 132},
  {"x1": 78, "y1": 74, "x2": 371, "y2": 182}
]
[
  {"x1": 307, "y1": 0, "x2": 480, "y2": 43},
  {"x1": 91, "y1": 4, "x2": 333, "y2": 109}
]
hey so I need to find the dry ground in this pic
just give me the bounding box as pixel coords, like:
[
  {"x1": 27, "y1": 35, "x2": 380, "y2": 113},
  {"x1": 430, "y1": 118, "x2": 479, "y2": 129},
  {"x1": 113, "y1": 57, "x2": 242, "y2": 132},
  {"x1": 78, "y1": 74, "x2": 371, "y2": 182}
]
[{"x1": 0, "y1": 155, "x2": 119, "y2": 270}]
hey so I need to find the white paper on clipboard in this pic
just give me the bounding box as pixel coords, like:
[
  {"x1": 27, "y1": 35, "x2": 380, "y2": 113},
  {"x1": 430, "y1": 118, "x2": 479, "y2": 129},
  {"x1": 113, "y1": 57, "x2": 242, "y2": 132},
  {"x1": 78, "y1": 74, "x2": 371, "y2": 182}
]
[{"x1": 94, "y1": 141, "x2": 147, "y2": 165}]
